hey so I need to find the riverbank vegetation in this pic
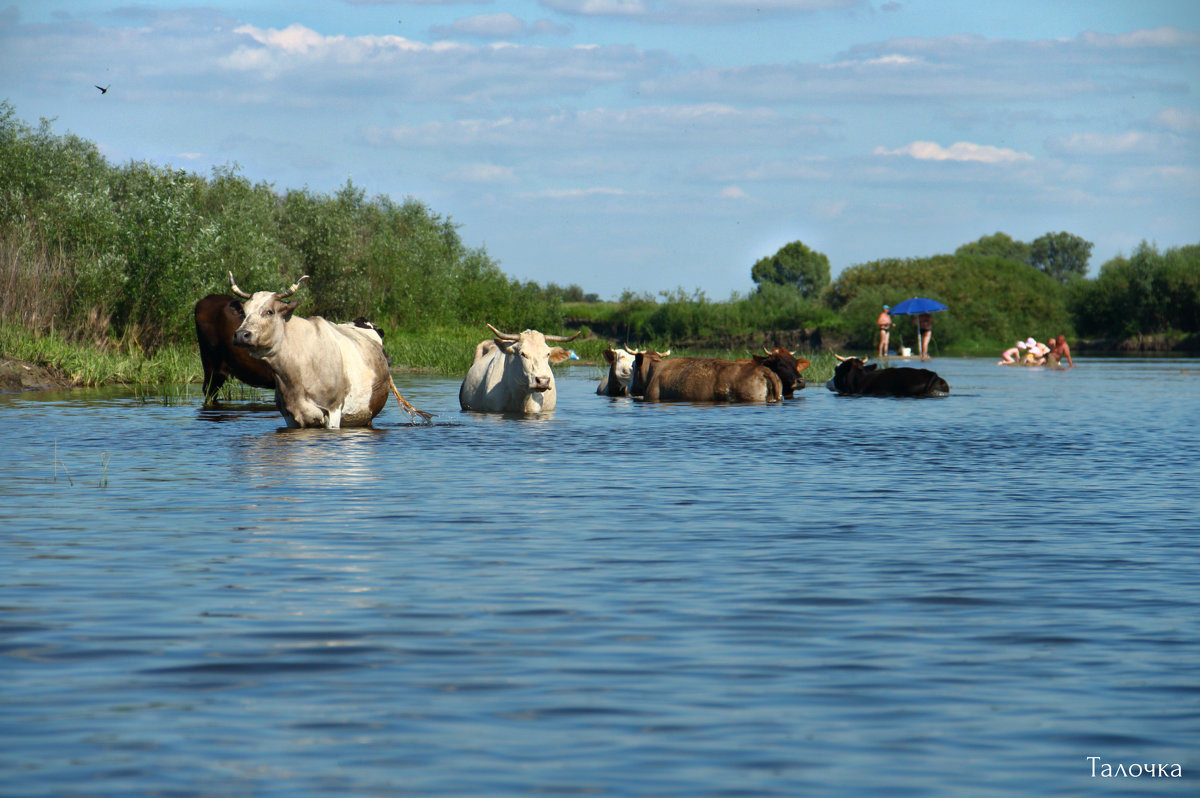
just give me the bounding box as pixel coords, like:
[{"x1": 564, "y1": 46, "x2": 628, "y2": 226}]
[{"x1": 2, "y1": 104, "x2": 1197, "y2": 388}]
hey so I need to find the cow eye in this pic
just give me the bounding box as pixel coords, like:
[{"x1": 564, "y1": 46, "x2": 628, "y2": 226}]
[{"x1": 265, "y1": 309, "x2": 274, "y2": 316}]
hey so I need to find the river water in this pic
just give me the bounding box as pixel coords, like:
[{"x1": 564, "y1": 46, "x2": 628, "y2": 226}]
[{"x1": 2, "y1": 357, "x2": 1197, "y2": 796}]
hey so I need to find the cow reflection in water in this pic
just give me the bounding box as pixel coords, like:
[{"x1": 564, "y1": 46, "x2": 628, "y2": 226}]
[
  {"x1": 826, "y1": 354, "x2": 950, "y2": 397},
  {"x1": 235, "y1": 427, "x2": 383, "y2": 489}
]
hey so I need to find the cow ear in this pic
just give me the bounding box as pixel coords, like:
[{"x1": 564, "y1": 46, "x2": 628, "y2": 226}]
[
  {"x1": 228, "y1": 300, "x2": 245, "y2": 319},
  {"x1": 864, "y1": 363, "x2": 879, "y2": 372},
  {"x1": 549, "y1": 347, "x2": 572, "y2": 364},
  {"x1": 795, "y1": 358, "x2": 811, "y2": 372},
  {"x1": 496, "y1": 338, "x2": 518, "y2": 353},
  {"x1": 280, "y1": 300, "x2": 301, "y2": 317},
  {"x1": 603, "y1": 349, "x2": 616, "y2": 365},
  {"x1": 752, "y1": 354, "x2": 766, "y2": 364}
]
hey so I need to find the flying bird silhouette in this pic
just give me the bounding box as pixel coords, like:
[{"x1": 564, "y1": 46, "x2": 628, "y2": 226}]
[{"x1": 95, "y1": 84, "x2": 110, "y2": 94}]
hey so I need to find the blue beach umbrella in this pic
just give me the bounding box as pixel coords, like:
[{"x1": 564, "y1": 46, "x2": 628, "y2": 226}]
[{"x1": 888, "y1": 296, "x2": 947, "y2": 316}]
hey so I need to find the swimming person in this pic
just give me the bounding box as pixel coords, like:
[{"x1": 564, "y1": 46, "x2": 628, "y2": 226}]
[{"x1": 998, "y1": 341, "x2": 1025, "y2": 364}]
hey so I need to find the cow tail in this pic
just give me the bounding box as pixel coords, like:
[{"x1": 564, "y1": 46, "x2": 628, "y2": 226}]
[{"x1": 389, "y1": 375, "x2": 435, "y2": 424}]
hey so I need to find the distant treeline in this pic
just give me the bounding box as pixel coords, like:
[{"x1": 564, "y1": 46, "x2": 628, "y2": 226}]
[
  {"x1": 1, "y1": 103, "x2": 1197, "y2": 359},
  {"x1": 0, "y1": 102, "x2": 585, "y2": 352}
]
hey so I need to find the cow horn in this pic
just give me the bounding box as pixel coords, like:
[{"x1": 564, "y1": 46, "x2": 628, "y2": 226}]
[
  {"x1": 277, "y1": 275, "x2": 309, "y2": 299},
  {"x1": 228, "y1": 271, "x2": 252, "y2": 299},
  {"x1": 544, "y1": 330, "x2": 581, "y2": 343},
  {"x1": 623, "y1": 345, "x2": 640, "y2": 355},
  {"x1": 487, "y1": 323, "x2": 520, "y2": 341},
  {"x1": 834, "y1": 353, "x2": 849, "y2": 362},
  {"x1": 763, "y1": 346, "x2": 773, "y2": 355},
  {"x1": 661, "y1": 349, "x2": 671, "y2": 357}
]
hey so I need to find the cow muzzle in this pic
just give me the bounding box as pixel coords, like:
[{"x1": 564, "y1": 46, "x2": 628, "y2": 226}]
[
  {"x1": 532, "y1": 376, "x2": 552, "y2": 392},
  {"x1": 232, "y1": 329, "x2": 254, "y2": 348}
]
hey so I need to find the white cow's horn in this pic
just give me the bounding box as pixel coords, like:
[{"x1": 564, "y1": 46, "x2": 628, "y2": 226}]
[
  {"x1": 487, "y1": 323, "x2": 520, "y2": 340},
  {"x1": 834, "y1": 353, "x2": 849, "y2": 362},
  {"x1": 544, "y1": 330, "x2": 581, "y2": 343},
  {"x1": 228, "y1": 271, "x2": 252, "y2": 299},
  {"x1": 277, "y1": 275, "x2": 309, "y2": 299}
]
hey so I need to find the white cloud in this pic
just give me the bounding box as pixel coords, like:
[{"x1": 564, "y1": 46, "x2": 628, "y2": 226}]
[
  {"x1": 541, "y1": 0, "x2": 649, "y2": 16},
  {"x1": 1080, "y1": 27, "x2": 1200, "y2": 50},
  {"x1": 522, "y1": 186, "x2": 629, "y2": 199},
  {"x1": 1045, "y1": 131, "x2": 1166, "y2": 157},
  {"x1": 720, "y1": 185, "x2": 749, "y2": 199},
  {"x1": 216, "y1": 23, "x2": 673, "y2": 104},
  {"x1": 431, "y1": 14, "x2": 569, "y2": 39},
  {"x1": 541, "y1": 0, "x2": 857, "y2": 22},
  {"x1": 446, "y1": 163, "x2": 516, "y2": 183},
  {"x1": 1153, "y1": 107, "x2": 1200, "y2": 133},
  {"x1": 363, "y1": 104, "x2": 820, "y2": 151},
  {"x1": 873, "y1": 141, "x2": 1034, "y2": 163}
]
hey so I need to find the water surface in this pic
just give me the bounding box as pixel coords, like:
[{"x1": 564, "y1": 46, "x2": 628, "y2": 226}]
[{"x1": 2, "y1": 357, "x2": 1197, "y2": 796}]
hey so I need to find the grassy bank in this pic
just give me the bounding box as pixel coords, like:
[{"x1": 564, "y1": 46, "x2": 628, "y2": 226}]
[{"x1": 1, "y1": 321, "x2": 842, "y2": 392}]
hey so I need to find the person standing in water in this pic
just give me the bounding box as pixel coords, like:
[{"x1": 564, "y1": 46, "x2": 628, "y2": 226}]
[
  {"x1": 876, "y1": 305, "x2": 892, "y2": 358},
  {"x1": 917, "y1": 312, "x2": 933, "y2": 361}
]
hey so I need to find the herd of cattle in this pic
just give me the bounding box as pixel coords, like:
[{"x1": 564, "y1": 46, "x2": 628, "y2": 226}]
[{"x1": 195, "y1": 274, "x2": 950, "y2": 428}]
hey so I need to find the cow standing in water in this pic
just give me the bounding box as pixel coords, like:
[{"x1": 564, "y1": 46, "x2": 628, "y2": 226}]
[
  {"x1": 630, "y1": 351, "x2": 782, "y2": 403},
  {"x1": 597, "y1": 346, "x2": 640, "y2": 397},
  {"x1": 459, "y1": 324, "x2": 580, "y2": 413},
  {"x1": 229, "y1": 273, "x2": 397, "y2": 428},
  {"x1": 194, "y1": 293, "x2": 276, "y2": 405},
  {"x1": 752, "y1": 347, "x2": 811, "y2": 398},
  {"x1": 826, "y1": 355, "x2": 949, "y2": 397}
]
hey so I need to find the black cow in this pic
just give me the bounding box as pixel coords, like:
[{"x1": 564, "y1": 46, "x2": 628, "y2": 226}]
[
  {"x1": 194, "y1": 293, "x2": 276, "y2": 405},
  {"x1": 826, "y1": 355, "x2": 949, "y2": 397}
]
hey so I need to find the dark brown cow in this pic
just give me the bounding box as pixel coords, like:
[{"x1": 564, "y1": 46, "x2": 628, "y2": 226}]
[
  {"x1": 630, "y1": 351, "x2": 782, "y2": 403},
  {"x1": 751, "y1": 347, "x2": 811, "y2": 398},
  {"x1": 194, "y1": 293, "x2": 275, "y2": 405},
  {"x1": 826, "y1": 355, "x2": 950, "y2": 397}
]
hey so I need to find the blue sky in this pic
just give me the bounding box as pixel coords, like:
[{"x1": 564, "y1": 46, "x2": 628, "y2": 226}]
[{"x1": 2, "y1": 1, "x2": 1197, "y2": 299}]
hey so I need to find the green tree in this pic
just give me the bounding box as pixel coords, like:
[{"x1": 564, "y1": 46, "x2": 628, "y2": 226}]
[
  {"x1": 751, "y1": 240, "x2": 830, "y2": 299},
  {"x1": 955, "y1": 232, "x2": 1031, "y2": 265},
  {"x1": 1030, "y1": 232, "x2": 1093, "y2": 283},
  {"x1": 1070, "y1": 242, "x2": 1200, "y2": 338}
]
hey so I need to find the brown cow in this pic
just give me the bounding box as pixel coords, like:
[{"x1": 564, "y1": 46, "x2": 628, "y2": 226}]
[
  {"x1": 751, "y1": 346, "x2": 811, "y2": 398},
  {"x1": 630, "y1": 351, "x2": 782, "y2": 403},
  {"x1": 194, "y1": 293, "x2": 276, "y2": 405}
]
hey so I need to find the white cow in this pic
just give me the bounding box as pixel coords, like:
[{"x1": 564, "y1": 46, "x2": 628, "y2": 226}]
[
  {"x1": 229, "y1": 272, "x2": 393, "y2": 428},
  {"x1": 459, "y1": 324, "x2": 580, "y2": 413},
  {"x1": 596, "y1": 346, "x2": 639, "y2": 396}
]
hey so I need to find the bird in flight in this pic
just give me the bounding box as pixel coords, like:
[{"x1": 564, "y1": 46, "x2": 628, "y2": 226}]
[{"x1": 95, "y1": 84, "x2": 110, "y2": 94}]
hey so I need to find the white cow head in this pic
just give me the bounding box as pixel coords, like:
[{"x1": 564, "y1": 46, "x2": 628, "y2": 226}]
[
  {"x1": 229, "y1": 272, "x2": 309, "y2": 357},
  {"x1": 489, "y1": 324, "x2": 577, "y2": 393},
  {"x1": 603, "y1": 346, "x2": 639, "y2": 390}
]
